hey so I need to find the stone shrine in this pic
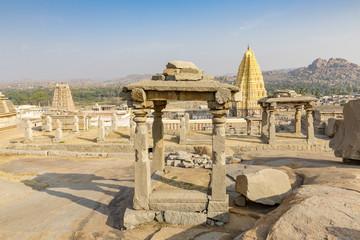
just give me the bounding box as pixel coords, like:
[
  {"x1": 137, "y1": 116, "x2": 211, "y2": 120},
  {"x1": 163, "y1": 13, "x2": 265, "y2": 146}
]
[
  {"x1": 258, "y1": 90, "x2": 318, "y2": 144},
  {"x1": 233, "y1": 46, "x2": 267, "y2": 117},
  {"x1": 0, "y1": 92, "x2": 17, "y2": 131},
  {"x1": 121, "y1": 61, "x2": 241, "y2": 228},
  {"x1": 51, "y1": 83, "x2": 76, "y2": 111}
]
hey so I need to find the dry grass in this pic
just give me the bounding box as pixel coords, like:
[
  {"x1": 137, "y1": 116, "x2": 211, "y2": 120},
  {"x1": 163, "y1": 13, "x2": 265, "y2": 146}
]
[
  {"x1": 0, "y1": 170, "x2": 48, "y2": 190},
  {"x1": 155, "y1": 168, "x2": 210, "y2": 192}
]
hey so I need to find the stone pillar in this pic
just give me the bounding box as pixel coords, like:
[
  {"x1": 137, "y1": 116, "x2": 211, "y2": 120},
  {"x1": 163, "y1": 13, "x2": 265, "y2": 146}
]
[
  {"x1": 261, "y1": 106, "x2": 269, "y2": 138},
  {"x1": 179, "y1": 117, "x2": 187, "y2": 144},
  {"x1": 207, "y1": 108, "x2": 229, "y2": 222},
  {"x1": 133, "y1": 109, "x2": 151, "y2": 210},
  {"x1": 54, "y1": 119, "x2": 63, "y2": 142},
  {"x1": 152, "y1": 101, "x2": 166, "y2": 172},
  {"x1": 184, "y1": 113, "x2": 190, "y2": 133},
  {"x1": 130, "y1": 116, "x2": 135, "y2": 142},
  {"x1": 44, "y1": 116, "x2": 52, "y2": 132},
  {"x1": 268, "y1": 106, "x2": 276, "y2": 144},
  {"x1": 98, "y1": 117, "x2": 105, "y2": 142},
  {"x1": 84, "y1": 117, "x2": 89, "y2": 130},
  {"x1": 210, "y1": 110, "x2": 227, "y2": 201},
  {"x1": 111, "y1": 113, "x2": 118, "y2": 131},
  {"x1": 24, "y1": 119, "x2": 32, "y2": 142},
  {"x1": 73, "y1": 116, "x2": 79, "y2": 133},
  {"x1": 305, "y1": 105, "x2": 315, "y2": 144},
  {"x1": 246, "y1": 119, "x2": 252, "y2": 135},
  {"x1": 295, "y1": 105, "x2": 302, "y2": 135}
]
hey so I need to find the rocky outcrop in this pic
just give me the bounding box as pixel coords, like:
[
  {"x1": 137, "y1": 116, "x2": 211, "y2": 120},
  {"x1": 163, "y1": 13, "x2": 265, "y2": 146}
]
[
  {"x1": 235, "y1": 169, "x2": 292, "y2": 205},
  {"x1": 330, "y1": 99, "x2": 360, "y2": 160},
  {"x1": 262, "y1": 57, "x2": 360, "y2": 83},
  {"x1": 289, "y1": 58, "x2": 360, "y2": 81},
  {"x1": 239, "y1": 186, "x2": 360, "y2": 240}
]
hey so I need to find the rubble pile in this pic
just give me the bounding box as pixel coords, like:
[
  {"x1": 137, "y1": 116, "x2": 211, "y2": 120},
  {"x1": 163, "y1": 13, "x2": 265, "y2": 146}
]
[{"x1": 165, "y1": 150, "x2": 241, "y2": 169}]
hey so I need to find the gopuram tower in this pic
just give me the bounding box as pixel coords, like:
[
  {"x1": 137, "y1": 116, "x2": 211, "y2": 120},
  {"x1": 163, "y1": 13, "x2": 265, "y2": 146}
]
[
  {"x1": 233, "y1": 46, "x2": 267, "y2": 117},
  {"x1": 51, "y1": 83, "x2": 76, "y2": 110}
]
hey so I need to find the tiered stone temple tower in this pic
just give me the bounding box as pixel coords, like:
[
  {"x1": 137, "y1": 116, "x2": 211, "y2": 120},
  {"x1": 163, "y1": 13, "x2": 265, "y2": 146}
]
[
  {"x1": 51, "y1": 84, "x2": 75, "y2": 110},
  {"x1": 234, "y1": 46, "x2": 267, "y2": 117}
]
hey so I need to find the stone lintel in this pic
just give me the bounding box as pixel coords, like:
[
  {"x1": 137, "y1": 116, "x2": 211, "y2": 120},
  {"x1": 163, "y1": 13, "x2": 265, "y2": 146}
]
[{"x1": 147, "y1": 91, "x2": 214, "y2": 102}]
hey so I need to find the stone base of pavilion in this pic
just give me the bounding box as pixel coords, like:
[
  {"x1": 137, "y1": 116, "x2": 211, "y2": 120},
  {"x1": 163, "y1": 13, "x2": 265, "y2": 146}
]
[{"x1": 123, "y1": 167, "x2": 229, "y2": 229}]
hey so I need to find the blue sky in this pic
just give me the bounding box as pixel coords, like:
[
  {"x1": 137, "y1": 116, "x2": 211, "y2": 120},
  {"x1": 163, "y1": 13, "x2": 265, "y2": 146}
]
[{"x1": 0, "y1": 0, "x2": 359, "y2": 82}]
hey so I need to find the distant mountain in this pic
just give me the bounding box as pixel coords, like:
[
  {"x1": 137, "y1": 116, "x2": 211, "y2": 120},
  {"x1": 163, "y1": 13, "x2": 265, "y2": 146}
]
[{"x1": 262, "y1": 58, "x2": 360, "y2": 83}]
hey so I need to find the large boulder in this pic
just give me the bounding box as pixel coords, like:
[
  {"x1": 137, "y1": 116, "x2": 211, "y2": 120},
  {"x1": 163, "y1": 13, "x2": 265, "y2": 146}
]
[
  {"x1": 235, "y1": 169, "x2": 291, "y2": 205},
  {"x1": 330, "y1": 99, "x2": 360, "y2": 160},
  {"x1": 239, "y1": 186, "x2": 360, "y2": 240}
]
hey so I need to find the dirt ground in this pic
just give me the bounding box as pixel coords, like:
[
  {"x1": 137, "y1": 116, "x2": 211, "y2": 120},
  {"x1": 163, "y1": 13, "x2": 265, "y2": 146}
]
[{"x1": 0, "y1": 148, "x2": 358, "y2": 240}]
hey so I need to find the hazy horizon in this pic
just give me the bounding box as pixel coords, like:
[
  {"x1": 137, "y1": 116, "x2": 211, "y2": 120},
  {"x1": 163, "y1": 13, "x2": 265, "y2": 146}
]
[{"x1": 1, "y1": 0, "x2": 359, "y2": 82}]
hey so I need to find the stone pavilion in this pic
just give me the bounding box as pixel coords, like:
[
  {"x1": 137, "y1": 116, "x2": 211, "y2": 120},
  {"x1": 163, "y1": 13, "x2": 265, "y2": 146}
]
[
  {"x1": 258, "y1": 90, "x2": 318, "y2": 144},
  {"x1": 121, "y1": 61, "x2": 241, "y2": 227}
]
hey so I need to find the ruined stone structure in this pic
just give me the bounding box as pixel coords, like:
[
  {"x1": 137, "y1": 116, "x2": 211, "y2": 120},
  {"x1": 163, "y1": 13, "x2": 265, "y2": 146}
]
[
  {"x1": 233, "y1": 47, "x2": 267, "y2": 117},
  {"x1": 259, "y1": 90, "x2": 318, "y2": 144},
  {"x1": 313, "y1": 105, "x2": 343, "y2": 134},
  {"x1": 41, "y1": 110, "x2": 90, "y2": 131},
  {"x1": 51, "y1": 84, "x2": 75, "y2": 110},
  {"x1": 0, "y1": 92, "x2": 17, "y2": 131},
  {"x1": 121, "y1": 61, "x2": 241, "y2": 228}
]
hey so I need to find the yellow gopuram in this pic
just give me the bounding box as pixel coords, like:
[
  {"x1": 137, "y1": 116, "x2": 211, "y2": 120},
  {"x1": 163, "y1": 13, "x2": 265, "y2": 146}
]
[{"x1": 234, "y1": 46, "x2": 267, "y2": 117}]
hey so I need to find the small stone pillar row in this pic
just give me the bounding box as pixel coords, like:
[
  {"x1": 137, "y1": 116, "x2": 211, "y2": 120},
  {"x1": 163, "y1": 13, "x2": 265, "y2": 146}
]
[
  {"x1": 261, "y1": 106, "x2": 268, "y2": 138},
  {"x1": 305, "y1": 105, "x2": 315, "y2": 144},
  {"x1": 295, "y1": 105, "x2": 302, "y2": 135},
  {"x1": 133, "y1": 109, "x2": 151, "y2": 210},
  {"x1": 268, "y1": 105, "x2": 276, "y2": 144},
  {"x1": 152, "y1": 101, "x2": 167, "y2": 172}
]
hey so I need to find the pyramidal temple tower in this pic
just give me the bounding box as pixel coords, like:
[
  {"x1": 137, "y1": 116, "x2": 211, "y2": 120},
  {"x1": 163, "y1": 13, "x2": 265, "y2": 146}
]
[
  {"x1": 51, "y1": 83, "x2": 75, "y2": 110},
  {"x1": 234, "y1": 46, "x2": 267, "y2": 117}
]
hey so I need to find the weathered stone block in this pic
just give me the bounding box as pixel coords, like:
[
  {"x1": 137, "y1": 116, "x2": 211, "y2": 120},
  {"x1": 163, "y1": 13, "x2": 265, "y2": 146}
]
[
  {"x1": 208, "y1": 196, "x2": 229, "y2": 212},
  {"x1": 235, "y1": 168, "x2": 292, "y2": 205},
  {"x1": 123, "y1": 208, "x2": 155, "y2": 230},
  {"x1": 164, "y1": 210, "x2": 207, "y2": 225}
]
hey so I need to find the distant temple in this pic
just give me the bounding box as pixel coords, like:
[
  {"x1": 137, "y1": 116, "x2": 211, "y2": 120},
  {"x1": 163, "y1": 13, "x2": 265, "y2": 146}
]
[
  {"x1": 51, "y1": 84, "x2": 75, "y2": 110},
  {"x1": 233, "y1": 46, "x2": 267, "y2": 117},
  {"x1": 0, "y1": 92, "x2": 17, "y2": 131}
]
